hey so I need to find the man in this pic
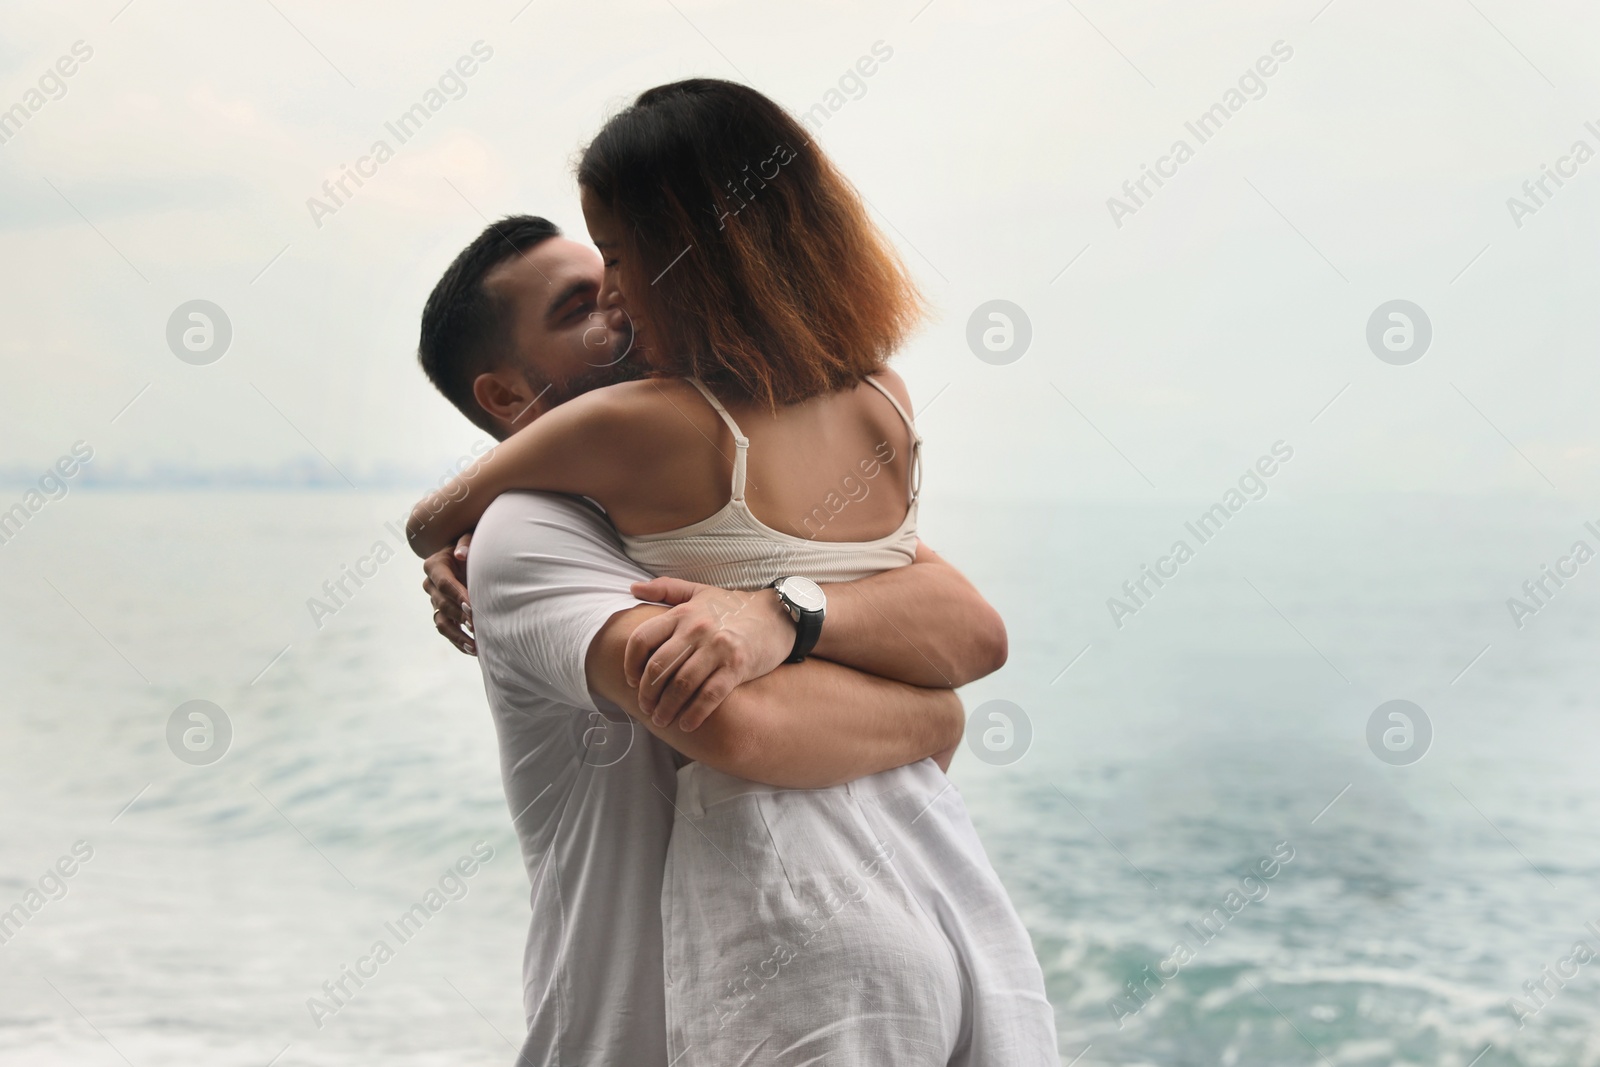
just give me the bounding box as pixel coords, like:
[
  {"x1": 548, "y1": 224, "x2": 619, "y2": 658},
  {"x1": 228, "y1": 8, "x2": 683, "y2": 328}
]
[{"x1": 416, "y1": 215, "x2": 1008, "y2": 1065}]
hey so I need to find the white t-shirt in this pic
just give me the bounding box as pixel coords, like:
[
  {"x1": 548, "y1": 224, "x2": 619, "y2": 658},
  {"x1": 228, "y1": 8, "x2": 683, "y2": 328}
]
[{"x1": 467, "y1": 490, "x2": 680, "y2": 1067}]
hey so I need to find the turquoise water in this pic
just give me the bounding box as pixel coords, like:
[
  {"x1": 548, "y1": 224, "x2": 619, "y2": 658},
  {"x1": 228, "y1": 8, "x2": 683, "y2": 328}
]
[
  {"x1": 952, "y1": 495, "x2": 1600, "y2": 1067},
  {"x1": 2, "y1": 491, "x2": 1597, "y2": 1065}
]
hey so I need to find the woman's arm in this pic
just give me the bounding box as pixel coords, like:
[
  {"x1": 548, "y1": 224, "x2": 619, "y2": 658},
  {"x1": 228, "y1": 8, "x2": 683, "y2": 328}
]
[{"x1": 406, "y1": 385, "x2": 643, "y2": 558}]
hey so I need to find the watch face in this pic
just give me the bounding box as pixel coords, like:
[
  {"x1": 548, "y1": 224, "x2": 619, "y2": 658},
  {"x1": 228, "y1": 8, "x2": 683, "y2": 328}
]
[{"x1": 777, "y1": 576, "x2": 826, "y2": 613}]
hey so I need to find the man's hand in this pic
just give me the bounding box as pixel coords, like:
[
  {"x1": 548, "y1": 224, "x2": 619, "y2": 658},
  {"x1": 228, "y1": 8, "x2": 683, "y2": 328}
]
[
  {"x1": 592, "y1": 603, "x2": 966, "y2": 789},
  {"x1": 624, "y1": 577, "x2": 795, "y2": 731},
  {"x1": 423, "y1": 533, "x2": 475, "y2": 656}
]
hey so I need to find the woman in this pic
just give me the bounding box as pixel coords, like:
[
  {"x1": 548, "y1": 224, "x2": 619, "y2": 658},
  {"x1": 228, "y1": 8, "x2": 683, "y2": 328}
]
[{"x1": 409, "y1": 79, "x2": 1057, "y2": 1066}]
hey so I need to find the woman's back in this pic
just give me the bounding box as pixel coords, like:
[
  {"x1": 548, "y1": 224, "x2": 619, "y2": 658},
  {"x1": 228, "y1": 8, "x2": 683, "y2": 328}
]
[{"x1": 619, "y1": 372, "x2": 922, "y2": 590}]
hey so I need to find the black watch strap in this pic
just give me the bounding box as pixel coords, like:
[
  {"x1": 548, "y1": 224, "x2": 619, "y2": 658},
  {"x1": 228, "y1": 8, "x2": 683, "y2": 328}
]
[
  {"x1": 786, "y1": 605, "x2": 823, "y2": 664},
  {"x1": 771, "y1": 577, "x2": 825, "y2": 663}
]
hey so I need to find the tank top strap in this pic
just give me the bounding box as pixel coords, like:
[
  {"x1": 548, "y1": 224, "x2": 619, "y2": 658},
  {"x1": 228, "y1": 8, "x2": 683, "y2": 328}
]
[
  {"x1": 687, "y1": 377, "x2": 749, "y2": 502},
  {"x1": 864, "y1": 375, "x2": 923, "y2": 505}
]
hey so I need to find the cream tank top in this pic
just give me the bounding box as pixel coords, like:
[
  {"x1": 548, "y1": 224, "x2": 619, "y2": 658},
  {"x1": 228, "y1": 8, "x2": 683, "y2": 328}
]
[{"x1": 619, "y1": 377, "x2": 923, "y2": 591}]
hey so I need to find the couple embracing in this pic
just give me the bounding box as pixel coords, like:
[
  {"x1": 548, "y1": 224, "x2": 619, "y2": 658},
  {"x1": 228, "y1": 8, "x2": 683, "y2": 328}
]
[{"x1": 407, "y1": 78, "x2": 1058, "y2": 1066}]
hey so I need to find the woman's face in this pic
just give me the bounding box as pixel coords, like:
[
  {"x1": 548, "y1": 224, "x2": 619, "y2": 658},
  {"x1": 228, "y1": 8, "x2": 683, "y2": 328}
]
[{"x1": 580, "y1": 186, "x2": 656, "y2": 366}]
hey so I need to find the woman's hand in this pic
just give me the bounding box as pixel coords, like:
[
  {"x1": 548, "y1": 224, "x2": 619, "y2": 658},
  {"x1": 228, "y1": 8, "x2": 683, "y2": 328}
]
[
  {"x1": 625, "y1": 577, "x2": 796, "y2": 731},
  {"x1": 422, "y1": 533, "x2": 475, "y2": 656}
]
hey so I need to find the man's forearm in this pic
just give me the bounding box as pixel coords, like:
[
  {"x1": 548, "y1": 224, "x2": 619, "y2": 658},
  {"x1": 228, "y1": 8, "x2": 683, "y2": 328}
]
[
  {"x1": 811, "y1": 541, "x2": 1007, "y2": 688},
  {"x1": 590, "y1": 605, "x2": 963, "y2": 788}
]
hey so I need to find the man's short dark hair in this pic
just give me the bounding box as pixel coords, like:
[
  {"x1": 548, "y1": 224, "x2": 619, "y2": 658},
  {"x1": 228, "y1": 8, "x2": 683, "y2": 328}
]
[{"x1": 418, "y1": 215, "x2": 562, "y2": 436}]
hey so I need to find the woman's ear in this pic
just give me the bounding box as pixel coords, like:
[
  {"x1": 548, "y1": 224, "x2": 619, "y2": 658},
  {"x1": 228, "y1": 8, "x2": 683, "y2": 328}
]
[{"x1": 472, "y1": 369, "x2": 544, "y2": 431}]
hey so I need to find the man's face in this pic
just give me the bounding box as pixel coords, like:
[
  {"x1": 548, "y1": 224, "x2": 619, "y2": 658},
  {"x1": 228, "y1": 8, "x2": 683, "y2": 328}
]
[{"x1": 482, "y1": 236, "x2": 639, "y2": 422}]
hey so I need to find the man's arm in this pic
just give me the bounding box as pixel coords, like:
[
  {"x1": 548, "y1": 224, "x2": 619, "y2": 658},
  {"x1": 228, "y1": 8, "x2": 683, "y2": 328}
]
[
  {"x1": 812, "y1": 541, "x2": 1007, "y2": 686},
  {"x1": 429, "y1": 535, "x2": 1005, "y2": 695},
  {"x1": 623, "y1": 540, "x2": 1007, "y2": 728},
  {"x1": 589, "y1": 604, "x2": 964, "y2": 788}
]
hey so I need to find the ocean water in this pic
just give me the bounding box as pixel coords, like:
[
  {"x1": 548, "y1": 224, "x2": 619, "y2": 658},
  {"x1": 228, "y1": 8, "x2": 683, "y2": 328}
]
[{"x1": 2, "y1": 490, "x2": 1598, "y2": 1066}]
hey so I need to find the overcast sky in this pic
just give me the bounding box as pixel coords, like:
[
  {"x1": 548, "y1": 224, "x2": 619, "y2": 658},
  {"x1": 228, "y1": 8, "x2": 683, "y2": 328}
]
[{"x1": 1, "y1": 0, "x2": 1597, "y2": 502}]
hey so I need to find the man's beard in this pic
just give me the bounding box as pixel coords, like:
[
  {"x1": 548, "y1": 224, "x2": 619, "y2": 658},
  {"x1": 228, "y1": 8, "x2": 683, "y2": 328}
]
[{"x1": 534, "y1": 334, "x2": 648, "y2": 410}]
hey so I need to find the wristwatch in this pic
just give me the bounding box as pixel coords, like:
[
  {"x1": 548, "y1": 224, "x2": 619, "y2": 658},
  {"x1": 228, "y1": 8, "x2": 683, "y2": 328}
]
[{"x1": 769, "y1": 576, "x2": 826, "y2": 663}]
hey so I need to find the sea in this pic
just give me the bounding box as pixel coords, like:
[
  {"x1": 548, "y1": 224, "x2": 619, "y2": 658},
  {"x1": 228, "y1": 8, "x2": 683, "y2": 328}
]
[{"x1": 2, "y1": 489, "x2": 1597, "y2": 1065}]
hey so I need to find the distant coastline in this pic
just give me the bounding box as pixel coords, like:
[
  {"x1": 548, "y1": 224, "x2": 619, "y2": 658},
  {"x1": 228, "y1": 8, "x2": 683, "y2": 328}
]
[{"x1": 0, "y1": 459, "x2": 444, "y2": 491}]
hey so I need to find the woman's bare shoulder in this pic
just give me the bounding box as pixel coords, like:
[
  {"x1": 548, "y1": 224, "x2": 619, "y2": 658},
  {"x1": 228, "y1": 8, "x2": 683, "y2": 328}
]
[
  {"x1": 559, "y1": 376, "x2": 722, "y2": 447},
  {"x1": 552, "y1": 377, "x2": 687, "y2": 422},
  {"x1": 568, "y1": 377, "x2": 732, "y2": 524},
  {"x1": 865, "y1": 366, "x2": 914, "y2": 415}
]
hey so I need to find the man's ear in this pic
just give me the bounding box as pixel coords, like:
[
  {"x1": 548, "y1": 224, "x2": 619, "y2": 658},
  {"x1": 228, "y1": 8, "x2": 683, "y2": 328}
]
[{"x1": 472, "y1": 369, "x2": 544, "y2": 432}]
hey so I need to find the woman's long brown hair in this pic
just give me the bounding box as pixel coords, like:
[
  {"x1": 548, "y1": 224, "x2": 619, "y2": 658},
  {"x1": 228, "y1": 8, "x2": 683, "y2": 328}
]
[{"x1": 578, "y1": 78, "x2": 925, "y2": 408}]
